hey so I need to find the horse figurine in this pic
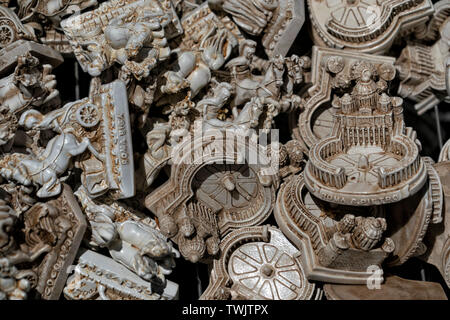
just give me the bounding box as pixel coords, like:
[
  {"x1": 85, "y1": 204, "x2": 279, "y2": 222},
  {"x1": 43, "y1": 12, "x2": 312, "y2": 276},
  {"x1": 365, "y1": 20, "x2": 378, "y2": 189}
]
[
  {"x1": 283, "y1": 54, "x2": 310, "y2": 96},
  {"x1": 0, "y1": 53, "x2": 58, "y2": 115},
  {"x1": 161, "y1": 51, "x2": 211, "y2": 98},
  {"x1": 227, "y1": 54, "x2": 286, "y2": 108},
  {"x1": 277, "y1": 54, "x2": 310, "y2": 113},
  {"x1": 0, "y1": 109, "x2": 104, "y2": 198},
  {"x1": 0, "y1": 133, "x2": 103, "y2": 198},
  {"x1": 202, "y1": 96, "x2": 264, "y2": 134},
  {"x1": 74, "y1": 186, "x2": 179, "y2": 284},
  {"x1": 161, "y1": 23, "x2": 237, "y2": 98}
]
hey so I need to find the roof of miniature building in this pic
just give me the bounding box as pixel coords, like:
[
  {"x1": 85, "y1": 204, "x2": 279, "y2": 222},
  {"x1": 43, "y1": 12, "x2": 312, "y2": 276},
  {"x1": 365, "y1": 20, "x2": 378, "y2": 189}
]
[{"x1": 352, "y1": 70, "x2": 378, "y2": 97}]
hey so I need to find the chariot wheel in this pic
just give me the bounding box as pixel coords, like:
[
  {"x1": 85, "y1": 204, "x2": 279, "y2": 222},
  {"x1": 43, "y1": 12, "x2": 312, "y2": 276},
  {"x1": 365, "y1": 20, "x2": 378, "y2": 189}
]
[
  {"x1": 76, "y1": 103, "x2": 100, "y2": 128},
  {"x1": 0, "y1": 20, "x2": 15, "y2": 47},
  {"x1": 228, "y1": 241, "x2": 312, "y2": 300}
]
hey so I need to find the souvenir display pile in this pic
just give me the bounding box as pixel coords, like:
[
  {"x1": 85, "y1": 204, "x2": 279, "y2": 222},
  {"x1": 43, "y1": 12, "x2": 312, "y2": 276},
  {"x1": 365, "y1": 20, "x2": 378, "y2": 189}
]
[{"x1": 0, "y1": 0, "x2": 449, "y2": 300}]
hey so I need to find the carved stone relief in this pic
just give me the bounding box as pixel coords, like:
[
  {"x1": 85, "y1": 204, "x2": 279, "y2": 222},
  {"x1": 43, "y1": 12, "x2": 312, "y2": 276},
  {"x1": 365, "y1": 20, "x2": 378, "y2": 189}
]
[
  {"x1": 0, "y1": 6, "x2": 36, "y2": 48},
  {"x1": 208, "y1": 0, "x2": 305, "y2": 57},
  {"x1": 0, "y1": 40, "x2": 62, "y2": 151},
  {"x1": 0, "y1": 40, "x2": 63, "y2": 76},
  {"x1": 15, "y1": 0, "x2": 99, "y2": 55},
  {"x1": 7, "y1": 80, "x2": 134, "y2": 199}
]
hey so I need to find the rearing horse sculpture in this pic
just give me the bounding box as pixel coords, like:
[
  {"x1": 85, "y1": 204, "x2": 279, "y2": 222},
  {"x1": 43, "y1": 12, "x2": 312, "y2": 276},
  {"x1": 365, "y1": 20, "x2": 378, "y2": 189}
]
[
  {"x1": 0, "y1": 133, "x2": 102, "y2": 198},
  {"x1": 202, "y1": 96, "x2": 264, "y2": 134},
  {"x1": 228, "y1": 55, "x2": 286, "y2": 108},
  {"x1": 0, "y1": 108, "x2": 104, "y2": 198}
]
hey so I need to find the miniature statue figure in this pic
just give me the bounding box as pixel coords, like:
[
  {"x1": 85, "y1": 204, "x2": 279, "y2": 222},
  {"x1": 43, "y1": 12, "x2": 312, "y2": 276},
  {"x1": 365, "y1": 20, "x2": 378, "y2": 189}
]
[
  {"x1": 0, "y1": 53, "x2": 58, "y2": 113},
  {"x1": 227, "y1": 47, "x2": 285, "y2": 108},
  {"x1": 105, "y1": 12, "x2": 170, "y2": 80},
  {"x1": 0, "y1": 108, "x2": 103, "y2": 198},
  {"x1": 161, "y1": 51, "x2": 212, "y2": 98},
  {"x1": 75, "y1": 186, "x2": 179, "y2": 284},
  {"x1": 61, "y1": 0, "x2": 177, "y2": 78},
  {"x1": 278, "y1": 140, "x2": 307, "y2": 179},
  {"x1": 0, "y1": 53, "x2": 58, "y2": 147},
  {"x1": 202, "y1": 97, "x2": 264, "y2": 134},
  {"x1": 196, "y1": 82, "x2": 233, "y2": 119},
  {"x1": 143, "y1": 122, "x2": 172, "y2": 188}
]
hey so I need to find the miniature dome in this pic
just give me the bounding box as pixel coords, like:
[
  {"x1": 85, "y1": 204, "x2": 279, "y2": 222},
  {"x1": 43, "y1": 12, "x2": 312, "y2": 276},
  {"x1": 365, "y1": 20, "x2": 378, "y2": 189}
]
[
  {"x1": 352, "y1": 70, "x2": 377, "y2": 97},
  {"x1": 378, "y1": 92, "x2": 391, "y2": 112},
  {"x1": 341, "y1": 93, "x2": 353, "y2": 104},
  {"x1": 340, "y1": 93, "x2": 354, "y2": 114}
]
